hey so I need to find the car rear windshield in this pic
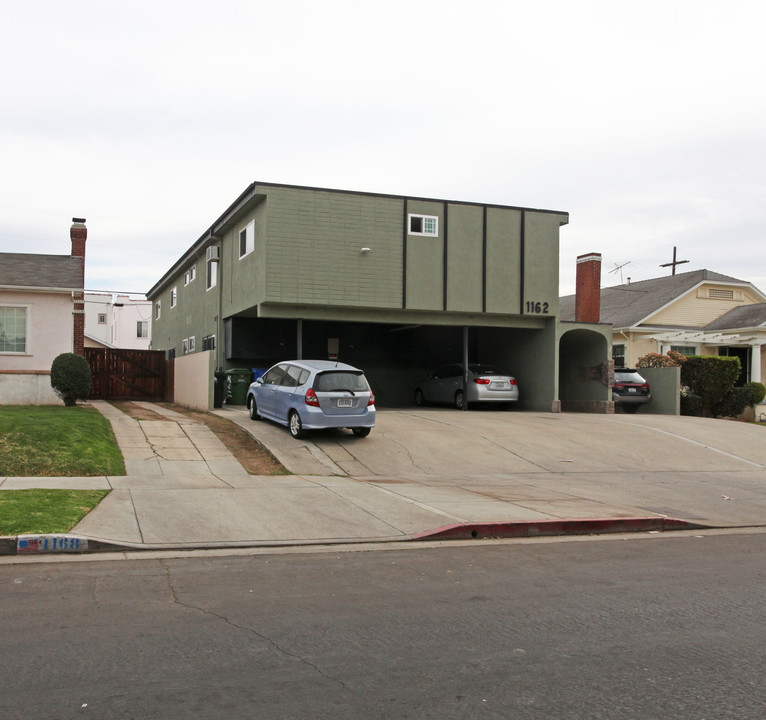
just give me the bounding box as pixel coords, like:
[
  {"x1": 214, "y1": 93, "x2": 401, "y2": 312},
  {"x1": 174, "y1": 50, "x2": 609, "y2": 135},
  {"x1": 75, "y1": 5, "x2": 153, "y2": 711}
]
[
  {"x1": 614, "y1": 370, "x2": 646, "y2": 384},
  {"x1": 468, "y1": 365, "x2": 510, "y2": 376},
  {"x1": 314, "y1": 371, "x2": 369, "y2": 392}
]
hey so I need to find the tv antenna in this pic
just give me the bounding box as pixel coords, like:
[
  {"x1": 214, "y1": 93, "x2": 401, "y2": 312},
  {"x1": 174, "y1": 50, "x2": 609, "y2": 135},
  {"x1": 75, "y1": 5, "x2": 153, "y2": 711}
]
[{"x1": 609, "y1": 261, "x2": 631, "y2": 284}]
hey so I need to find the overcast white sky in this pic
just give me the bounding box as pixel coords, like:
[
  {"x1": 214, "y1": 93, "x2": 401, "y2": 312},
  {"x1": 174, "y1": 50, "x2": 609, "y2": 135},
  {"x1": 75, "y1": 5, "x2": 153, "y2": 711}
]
[{"x1": 2, "y1": 0, "x2": 764, "y2": 298}]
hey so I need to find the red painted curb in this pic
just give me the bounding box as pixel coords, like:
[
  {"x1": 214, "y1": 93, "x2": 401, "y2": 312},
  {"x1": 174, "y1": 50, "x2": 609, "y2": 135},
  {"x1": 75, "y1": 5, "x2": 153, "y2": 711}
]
[{"x1": 411, "y1": 517, "x2": 710, "y2": 541}]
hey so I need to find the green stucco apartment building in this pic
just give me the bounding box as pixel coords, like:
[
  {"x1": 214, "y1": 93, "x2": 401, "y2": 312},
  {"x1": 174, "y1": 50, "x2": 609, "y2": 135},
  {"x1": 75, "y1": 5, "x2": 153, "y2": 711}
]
[{"x1": 147, "y1": 182, "x2": 610, "y2": 411}]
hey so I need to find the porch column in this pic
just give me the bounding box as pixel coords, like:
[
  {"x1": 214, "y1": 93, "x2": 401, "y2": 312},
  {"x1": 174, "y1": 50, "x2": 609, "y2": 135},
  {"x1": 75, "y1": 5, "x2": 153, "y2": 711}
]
[{"x1": 751, "y1": 344, "x2": 762, "y2": 383}]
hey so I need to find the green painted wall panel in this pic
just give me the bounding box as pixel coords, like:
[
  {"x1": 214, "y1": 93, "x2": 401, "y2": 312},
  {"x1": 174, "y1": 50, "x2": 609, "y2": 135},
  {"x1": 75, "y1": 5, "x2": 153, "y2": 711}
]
[
  {"x1": 485, "y1": 208, "x2": 522, "y2": 314},
  {"x1": 445, "y1": 204, "x2": 483, "y2": 312},
  {"x1": 264, "y1": 186, "x2": 403, "y2": 309},
  {"x1": 522, "y1": 212, "x2": 563, "y2": 319},
  {"x1": 405, "y1": 199, "x2": 444, "y2": 311}
]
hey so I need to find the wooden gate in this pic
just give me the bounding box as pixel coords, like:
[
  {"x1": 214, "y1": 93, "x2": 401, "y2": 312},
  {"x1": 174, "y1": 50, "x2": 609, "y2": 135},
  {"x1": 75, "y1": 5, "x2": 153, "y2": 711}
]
[{"x1": 86, "y1": 348, "x2": 169, "y2": 401}]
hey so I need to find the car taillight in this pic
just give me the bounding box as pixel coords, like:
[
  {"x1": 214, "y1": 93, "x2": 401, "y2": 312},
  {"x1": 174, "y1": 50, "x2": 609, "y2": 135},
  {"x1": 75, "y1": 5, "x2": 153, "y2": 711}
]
[
  {"x1": 641, "y1": 384, "x2": 650, "y2": 390},
  {"x1": 613, "y1": 383, "x2": 624, "y2": 390},
  {"x1": 473, "y1": 378, "x2": 491, "y2": 385},
  {"x1": 510, "y1": 379, "x2": 518, "y2": 385},
  {"x1": 305, "y1": 388, "x2": 320, "y2": 407},
  {"x1": 367, "y1": 391, "x2": 375, "y2": 407}
]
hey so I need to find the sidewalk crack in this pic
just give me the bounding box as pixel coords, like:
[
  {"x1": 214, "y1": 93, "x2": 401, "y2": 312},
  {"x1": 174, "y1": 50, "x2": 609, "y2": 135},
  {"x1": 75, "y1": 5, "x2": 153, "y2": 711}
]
[{"x1": 162, "y1": 563, "x2": 348, "y2": 691}]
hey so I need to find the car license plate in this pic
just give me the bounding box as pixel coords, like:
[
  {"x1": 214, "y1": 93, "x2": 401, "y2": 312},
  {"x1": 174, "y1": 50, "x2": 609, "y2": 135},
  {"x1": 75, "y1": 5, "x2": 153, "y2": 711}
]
[
  {"x1": 337, "y1": 398, "x2": 353, "y2": 408},
  {"x1": 628, "y1": 388, "x2": 637, "y2": 393},
  {"x1": 492, "y1": 382, "x2": 510, "y2": 390}
]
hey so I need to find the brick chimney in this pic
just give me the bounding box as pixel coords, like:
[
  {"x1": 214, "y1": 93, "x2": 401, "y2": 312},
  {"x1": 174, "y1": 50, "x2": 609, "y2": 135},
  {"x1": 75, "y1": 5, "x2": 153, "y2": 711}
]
[
  {"x1": 70, "y1": 218, "x2": 87, "y2": 356},
  {"x1": 575, "y1": 252, "x2": 601, "y2": 323}
]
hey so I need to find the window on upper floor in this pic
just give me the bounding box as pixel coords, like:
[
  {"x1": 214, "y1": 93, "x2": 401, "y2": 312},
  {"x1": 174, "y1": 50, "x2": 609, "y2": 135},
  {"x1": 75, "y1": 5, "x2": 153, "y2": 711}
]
[
  {"x1": 239, "y1": 220, "x2": 255, "y2": 258},
  {"x1": 206, "y1": 258, "x2": 218, "y2": 290},
  {"x1": 408, "y1": 213, "x2": 439, "y2": 236},
  {"x1": 0, "y1": 306, "x2": 26, "y2": 353},
  {"x1": 170, "y1": 286, "x2": 178, "y2": 308},
  {"x1": 97, "y1": 313, "x2": 107, "y2": 324},
  {"x1": 155, "y1": 301, "x2": 161, "y2": 320},
  {"x1": 182, "y1": 338, "x2": 189, "y2": 355},
  {"x1": 184, "y1": 265, "x2": 196, "y2": 285},
  {"x1": 188, "y1": 336, "x2": 196, "y2": 352},
  {"x1": 137, "y1": 321, "x2": 148, "y2": 339},
  {"x1": 202, "y1": 334, "x2": 216, "y2": 351}
]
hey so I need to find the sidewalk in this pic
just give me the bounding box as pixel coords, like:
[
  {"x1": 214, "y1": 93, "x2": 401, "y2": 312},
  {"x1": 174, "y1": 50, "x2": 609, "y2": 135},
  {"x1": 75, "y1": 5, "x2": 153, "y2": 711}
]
[{"x1": 3, "y1": 401, "x2": 766, "y2": 554}]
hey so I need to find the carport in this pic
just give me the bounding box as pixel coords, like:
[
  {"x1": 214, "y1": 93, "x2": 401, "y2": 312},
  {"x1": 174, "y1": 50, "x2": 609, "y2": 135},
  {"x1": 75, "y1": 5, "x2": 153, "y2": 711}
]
[{"x1": 223, "y1": 313, "x2": 559, "y2": 411}]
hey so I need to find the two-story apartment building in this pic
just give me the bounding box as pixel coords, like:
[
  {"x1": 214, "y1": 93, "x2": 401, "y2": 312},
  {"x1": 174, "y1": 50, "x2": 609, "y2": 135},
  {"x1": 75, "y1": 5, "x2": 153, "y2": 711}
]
[{"x1": 148, "y1": 182, "x2": 610, "y2": 411}]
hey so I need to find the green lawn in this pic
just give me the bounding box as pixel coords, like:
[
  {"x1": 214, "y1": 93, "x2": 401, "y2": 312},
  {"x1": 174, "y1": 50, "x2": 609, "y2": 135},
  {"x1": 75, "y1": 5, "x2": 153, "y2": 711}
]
[
  {"x1": 0, "y1": 489, "x2": 110, "y2": 535},
  {"x1": 0, "y1": 405, "x2": 125, "y2": 477}
]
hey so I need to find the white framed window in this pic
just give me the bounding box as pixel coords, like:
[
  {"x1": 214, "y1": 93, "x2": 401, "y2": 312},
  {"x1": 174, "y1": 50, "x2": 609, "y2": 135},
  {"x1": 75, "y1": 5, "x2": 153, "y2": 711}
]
[
  {"x1": 408, "y1": 213, "x2": 439, "y2": 236},
  {"x1": 188, "y1": 336, "x2": 196, "y2": 352},
  {"x1": 0, "y1": 306, "x2": 27, "y2": 353},
  {"x1": 612, "y1": 343, "x2": 626, "y2": 367},
  {"x1": 202, "y1": 334, "x2": 216, "y2": 351},
  {"x1": 182, "y1": 338, "x2": 189, "y2": 355},
  {"x1": 184, "y1": 265, "x2": 196, "y2": 285},
  {"x1": 206, "y1": 258, "x2": 218, "y2": 290},
  {"x1": 239, "y1": 220, "x2": 255, "y2": 258},
  {"x1": 137, "y1": 321, "x2": 148, "y2": 339},
  {"x1": 155, "y1": 301, "x2": 161, "y2": 320},
  {"x1": 671, "y1": 345, "x2": 696, "y2": 356},
  {"x1": 170, "y1": 286, "x2": 178, "y2": 308}
]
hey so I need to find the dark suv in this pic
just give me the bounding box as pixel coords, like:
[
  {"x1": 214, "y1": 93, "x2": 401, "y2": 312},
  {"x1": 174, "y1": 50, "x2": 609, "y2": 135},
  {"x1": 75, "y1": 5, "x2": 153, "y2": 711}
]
[{"x1": 612, "y1": 368, "x2": 651, "y2": 413}]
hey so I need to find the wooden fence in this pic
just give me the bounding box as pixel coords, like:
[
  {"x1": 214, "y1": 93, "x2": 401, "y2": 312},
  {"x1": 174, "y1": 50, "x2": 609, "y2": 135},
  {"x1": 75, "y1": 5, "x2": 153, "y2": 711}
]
[{"x1": 86, "y1": 348, "x2": 169, "y2": 401}]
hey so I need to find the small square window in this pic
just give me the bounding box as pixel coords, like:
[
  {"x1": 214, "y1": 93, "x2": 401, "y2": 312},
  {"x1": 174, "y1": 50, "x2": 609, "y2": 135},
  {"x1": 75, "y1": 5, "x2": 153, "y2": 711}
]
[
  {"x1": 137, "y1": 321, "x2": 148, "y2": 338},
  {"x1": 408, "y1": 213, "x2": 439, "y2": 236},
  {"x1": 202, "y1": 335, "x2": 216, "y2": 351},
  {"x1": 97, "y1": 313, "x2": 107, "y2": 324}
]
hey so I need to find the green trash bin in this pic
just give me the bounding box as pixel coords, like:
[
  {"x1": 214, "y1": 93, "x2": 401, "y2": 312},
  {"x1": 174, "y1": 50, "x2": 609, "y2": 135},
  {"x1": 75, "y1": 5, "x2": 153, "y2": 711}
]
[{"x1": 225, "y1": 368, "x2": 253, "y2": 405}]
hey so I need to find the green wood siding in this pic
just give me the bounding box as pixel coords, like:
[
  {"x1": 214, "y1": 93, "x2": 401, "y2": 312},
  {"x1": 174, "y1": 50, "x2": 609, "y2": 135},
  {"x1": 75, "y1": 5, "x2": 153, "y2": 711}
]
[
  {"x1": 263, "y1": 186, "x2": 403, "y2": 308},
  {"x1": 485, "y1": 208, "x2": 522, "y2": 314}
]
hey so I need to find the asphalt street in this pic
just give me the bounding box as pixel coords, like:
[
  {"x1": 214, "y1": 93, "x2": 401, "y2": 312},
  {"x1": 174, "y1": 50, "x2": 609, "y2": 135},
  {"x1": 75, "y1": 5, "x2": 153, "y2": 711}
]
[{"x1": 2, "y1": 531, "x2": 765, "y2": 719}]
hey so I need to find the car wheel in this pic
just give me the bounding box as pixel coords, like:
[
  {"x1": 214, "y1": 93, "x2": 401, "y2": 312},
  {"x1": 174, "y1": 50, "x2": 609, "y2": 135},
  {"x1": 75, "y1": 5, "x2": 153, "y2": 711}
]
[
  {"x1": 622, "y1": 404, "x2": 639, "y2": 414},
  {"x1": 288, "y1": 410, "x2": 306, "y2": 439},
  {"x1": 248, "y1": 396, "x2": 260, "y2": 421},
  {"x1": 352, "y1": 427, "x2": 371, "y2": 438},
  {"x1": 414, "y1": 388, "x2": 426, "y2": 407},
  {"x1": 454, "y1": 389, "x2": 466, "y2": 410}
]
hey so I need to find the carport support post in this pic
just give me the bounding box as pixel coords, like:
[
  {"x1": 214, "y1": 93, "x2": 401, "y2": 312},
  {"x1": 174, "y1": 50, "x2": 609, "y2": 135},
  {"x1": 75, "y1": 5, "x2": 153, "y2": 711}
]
[
  {"x1": 463, "y1": 326, "x2": 469, "y2": 411},
  {"x1": 297, "y1": 319, "x2": 303, "y2": 360}
]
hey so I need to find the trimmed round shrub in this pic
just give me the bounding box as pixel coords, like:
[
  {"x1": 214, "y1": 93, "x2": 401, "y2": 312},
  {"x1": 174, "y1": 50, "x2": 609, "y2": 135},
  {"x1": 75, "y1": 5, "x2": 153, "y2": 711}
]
[
  {"x1": 744, "y1": 381, "x2": 766, "y2": 406},
  {"x1": 715, "y1": 387, "x2": 754, "y2": 418},
  {"x1": 50, "y1": 353, "x2": 92, "y2": 406},
  {"x1": 680, "y1": 392, "x2": 704, "y2": 417}
]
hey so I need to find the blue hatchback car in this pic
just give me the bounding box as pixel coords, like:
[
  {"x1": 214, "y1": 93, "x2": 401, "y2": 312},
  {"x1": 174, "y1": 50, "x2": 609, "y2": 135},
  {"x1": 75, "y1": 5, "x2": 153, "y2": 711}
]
[{"x1": 246, "y1": 360, "x2": 376, "y2": 439}]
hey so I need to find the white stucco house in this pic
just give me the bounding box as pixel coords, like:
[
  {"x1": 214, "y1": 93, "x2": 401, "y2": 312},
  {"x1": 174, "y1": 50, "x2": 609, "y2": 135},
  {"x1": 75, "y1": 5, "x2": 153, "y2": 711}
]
[
  {"x1": 84, "y1": 292, "x2": 152, "y2": 350},
  {"x1": 0, "y1": 219, "x2": 88, "y2": 404}
]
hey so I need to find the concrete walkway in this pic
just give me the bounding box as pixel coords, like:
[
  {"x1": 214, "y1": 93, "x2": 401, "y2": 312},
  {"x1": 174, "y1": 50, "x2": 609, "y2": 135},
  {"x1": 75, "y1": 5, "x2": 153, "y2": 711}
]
[{"x1": 2, "y1": 401, "x2": 766, "y2": 551}]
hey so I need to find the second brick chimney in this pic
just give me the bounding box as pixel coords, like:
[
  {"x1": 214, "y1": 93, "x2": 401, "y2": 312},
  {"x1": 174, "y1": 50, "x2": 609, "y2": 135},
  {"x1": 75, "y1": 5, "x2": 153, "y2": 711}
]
[
  {"x1": 70, "y1": 218, "x2": 87, "y2": 356},
  {"x1": 575, "y1": 252, "x2": 602, "y2": 323}
]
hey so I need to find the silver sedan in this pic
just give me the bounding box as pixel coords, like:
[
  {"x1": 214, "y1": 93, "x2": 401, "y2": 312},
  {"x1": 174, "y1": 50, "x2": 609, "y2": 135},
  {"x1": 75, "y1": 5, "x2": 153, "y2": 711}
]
[{"x1": 414, "y1": 364, "x2": 519, "y2": 410}]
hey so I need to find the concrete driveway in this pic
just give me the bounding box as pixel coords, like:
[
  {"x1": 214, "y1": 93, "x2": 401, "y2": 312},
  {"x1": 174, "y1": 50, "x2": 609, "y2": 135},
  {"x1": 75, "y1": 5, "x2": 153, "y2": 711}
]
[{"x1": 223, "y1": 406, "x2": 766, "y2": 529}]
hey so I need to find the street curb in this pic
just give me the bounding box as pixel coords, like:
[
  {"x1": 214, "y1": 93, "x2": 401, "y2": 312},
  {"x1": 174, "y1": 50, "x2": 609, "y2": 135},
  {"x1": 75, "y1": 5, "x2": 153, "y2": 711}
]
[
  {"x1": 411, "y1": 517, "x2": 711, "y2": 541},
  {"x1": 1, "y1": 517, "x2": 712, "y2": 556}
]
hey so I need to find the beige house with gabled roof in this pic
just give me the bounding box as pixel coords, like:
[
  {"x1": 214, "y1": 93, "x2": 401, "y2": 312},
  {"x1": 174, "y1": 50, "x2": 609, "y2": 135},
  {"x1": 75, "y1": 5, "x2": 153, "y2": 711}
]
[{"x1": 560, "y1": 269, "x2": 766, "y2": 387}]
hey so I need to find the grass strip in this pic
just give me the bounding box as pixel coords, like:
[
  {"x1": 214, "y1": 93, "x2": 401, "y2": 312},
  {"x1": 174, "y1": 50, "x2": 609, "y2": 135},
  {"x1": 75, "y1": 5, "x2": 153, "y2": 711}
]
[
  {"x1": 0, "y1": 406, "x2": 125, "y2": 476},
  {"x1": 0, "y1": 489, "x2": 110, "y2": 535}
]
